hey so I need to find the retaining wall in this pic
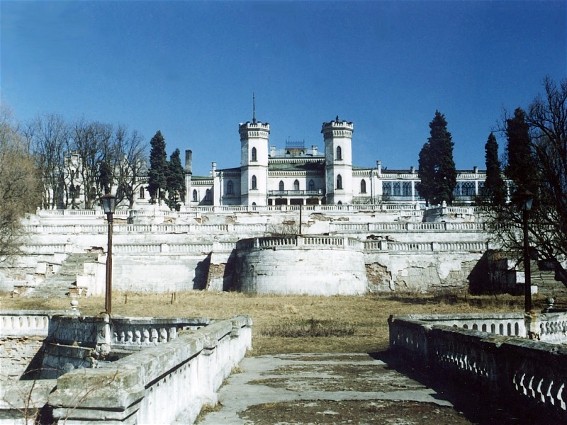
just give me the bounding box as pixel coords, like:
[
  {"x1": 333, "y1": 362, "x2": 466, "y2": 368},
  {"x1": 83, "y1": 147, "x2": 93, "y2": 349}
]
[{"x1": 389, "y1": 313, "x2": 567, "y2": 421}]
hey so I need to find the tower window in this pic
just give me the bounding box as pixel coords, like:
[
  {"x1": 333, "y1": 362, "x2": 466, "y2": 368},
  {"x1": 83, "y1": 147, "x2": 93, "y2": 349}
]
[
  {"x1": 140, "y1": 186, "x2": 145, "y2": 199},
  {"x1": 227, "y1": 180, "x2": 234, "y2": 195},
  {"x1": 308, "y1": 179, "x2": 315, "y2": 191},
  {"x1": 205, "y1": 189, "x2": 211, "y2": 201},
  {"x1": 193, "y1": 190, "x2": 198, "y2": 202},
  {"x1": 360, "y1": 179, "x2": 367, "y2": 194},
  {"x1": 251, "y1": 175, "x2": 257, "y2": 190},
  {"x1": 279, "y1": 180, "x2": 284, "y2": 191},
  {"x1": 336, "y1": 174, "x2": 343, "y2": 190},
  {"x1": 251, "y1": 147, "x2": 257, "y2": 162},
  {"x1": 336, "y1": 146, "x2": 342, "y2": 161},
  {"x1": 294, "y1": 180, "x2": 300, "y2": 191}
]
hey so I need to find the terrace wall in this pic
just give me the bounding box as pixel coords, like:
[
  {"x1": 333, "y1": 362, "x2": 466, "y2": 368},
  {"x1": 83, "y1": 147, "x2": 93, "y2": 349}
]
[{"x1": 389, "y1": 313, "x2": 567, "y2": 421}]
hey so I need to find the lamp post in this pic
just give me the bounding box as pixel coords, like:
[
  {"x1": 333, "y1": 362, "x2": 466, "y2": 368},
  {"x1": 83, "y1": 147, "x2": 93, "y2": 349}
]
[
  {"x1": 101, "y1": 194, "x2": 116, "y2": 315},
  {"x1": 522, "y1": 191, "x2": 533, "y2": 314}
]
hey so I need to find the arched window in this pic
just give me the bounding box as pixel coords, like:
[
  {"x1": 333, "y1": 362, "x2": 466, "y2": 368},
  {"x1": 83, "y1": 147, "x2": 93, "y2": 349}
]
[
  {"x1": 294, "y1": 180, "x2": 300, "y2": 191},
  {"x1": 205, "y1": 189, "x2": 211, "y2": 201},
  {"x1": 192, "y1": 190, "x2": 198, "y2": 202},
  {"x1": 308, "y1": 180, "x2": 315, "y2": 191},
  {"x1": 227, "y1": 180, "x2": 234, "y2": 195},
  {"x1": 279, "y1": 180, "x2": 284, "y2": 191},
  {"x1": 360, "y1": 179, "x2": 367, "y2": 194},
  {"x1": 336, "y1": 174, "x2": 343, "y2": 190},
  {"x1": 251, "y1": 147, "x2": 257, "y2": 162},
  {"x1": 402, "y1": 182, "x2": 412, "y2": 197},
  {"x1": 336, "y1": 146, "x2": 342, "y2": 161},
  {"x1": 139, "y1": 186, "x2": 145, "y2": 199},
  {"x1": 393, "y1": 182, "x2": 401, "y2": 196},
  {"x1": 251, "y1": 175, "x2": 257, "y2": 190}
]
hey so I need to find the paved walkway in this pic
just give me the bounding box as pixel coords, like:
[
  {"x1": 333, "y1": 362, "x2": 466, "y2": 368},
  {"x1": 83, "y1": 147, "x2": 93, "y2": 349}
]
[{"x1": 196, "y1": 352, "x2": 521, "y2": 425}]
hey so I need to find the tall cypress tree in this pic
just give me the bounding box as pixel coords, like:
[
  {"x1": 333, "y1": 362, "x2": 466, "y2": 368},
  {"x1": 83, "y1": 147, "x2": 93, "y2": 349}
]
[
  {"x1": 505, "y1": 108, "x2": 538, "y2": 204},
  {"x1": 483, "y1": 132, "x2": 506, "y2": 206},
  {"x1": 417, "y1": 141, "x2": 434, "y2": 206},
  {"x1": 417, "y1": 111, "x2": 457, "y2": 206},
  {"x1": 166, "y1": 148, "x2": 186, "y2": 210},
  {"x1": 148, "y1": 130, "x2": 167, "y2": 204}
]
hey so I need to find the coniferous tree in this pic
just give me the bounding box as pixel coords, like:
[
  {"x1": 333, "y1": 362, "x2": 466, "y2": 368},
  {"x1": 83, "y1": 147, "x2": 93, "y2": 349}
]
[
  {"x1": 416, "y1": 141, "x2": 435, "y2": 206},
  {"x1": 505, "y1": 108, "x2": 539, "y2": 204},
  {"x1": 166, "y1": 148, "x2": 186, "y2": 211},
  {"x1": 483, "y1": 132, "x2": 506, "y2": 206},
  {"x1": 417, "y1": 111, "x2": 457, "y2": 206},
  {"x1": 148, "y1": 131, "x2": 167, "y2": 204}
]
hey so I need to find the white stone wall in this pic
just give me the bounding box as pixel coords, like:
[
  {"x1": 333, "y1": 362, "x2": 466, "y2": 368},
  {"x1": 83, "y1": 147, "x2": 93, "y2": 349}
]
[{"x1": 237, "y1": 247, "x2": 367, "y2": 295}]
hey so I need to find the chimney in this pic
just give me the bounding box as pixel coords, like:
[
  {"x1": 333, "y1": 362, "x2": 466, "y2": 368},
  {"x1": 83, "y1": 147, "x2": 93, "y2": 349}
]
[{"x1": 185, "y1": 150, "x2": 193, "y2": 174}]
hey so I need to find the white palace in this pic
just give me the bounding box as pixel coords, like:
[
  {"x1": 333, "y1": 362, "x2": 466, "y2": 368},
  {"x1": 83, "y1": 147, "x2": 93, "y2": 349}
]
[{"x1": 184, "y1": 115, "x2": 487, "y2": 208}]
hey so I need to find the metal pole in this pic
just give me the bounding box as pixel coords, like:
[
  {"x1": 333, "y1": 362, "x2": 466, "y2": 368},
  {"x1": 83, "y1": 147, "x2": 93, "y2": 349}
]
[
  {"x1": 523, "y1": 207, "x2": 532, "y2": 313},
  {"x1": 105, "y1": 213, "x2": 113, "y2": 315}
]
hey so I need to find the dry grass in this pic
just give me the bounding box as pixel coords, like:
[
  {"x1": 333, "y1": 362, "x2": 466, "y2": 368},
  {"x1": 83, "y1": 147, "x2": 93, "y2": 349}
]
[{"x1": 0, "y1": 291, "x2": 537, "y2": 355}]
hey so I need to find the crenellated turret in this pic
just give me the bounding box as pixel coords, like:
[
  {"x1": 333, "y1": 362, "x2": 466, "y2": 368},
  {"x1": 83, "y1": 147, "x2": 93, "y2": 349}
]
[{"x1": 323, "y1": 117, "x2": 354, "y2": 205}]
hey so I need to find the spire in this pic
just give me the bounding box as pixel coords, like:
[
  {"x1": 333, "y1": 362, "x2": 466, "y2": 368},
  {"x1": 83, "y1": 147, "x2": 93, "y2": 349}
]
[{"x1": 252, "y1": 92, "x2": 257, "y2": 124}]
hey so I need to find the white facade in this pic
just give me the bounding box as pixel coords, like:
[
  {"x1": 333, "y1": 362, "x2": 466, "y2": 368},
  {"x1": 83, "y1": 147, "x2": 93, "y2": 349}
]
[{"x1": 184, "y1": 115, "x2": 488, "y2": 208}]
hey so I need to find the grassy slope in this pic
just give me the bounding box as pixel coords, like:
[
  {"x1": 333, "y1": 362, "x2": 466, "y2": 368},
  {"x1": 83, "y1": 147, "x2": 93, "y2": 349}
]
[{"x1": 0, "y1": 291, "x2": 532, "y2": 355}]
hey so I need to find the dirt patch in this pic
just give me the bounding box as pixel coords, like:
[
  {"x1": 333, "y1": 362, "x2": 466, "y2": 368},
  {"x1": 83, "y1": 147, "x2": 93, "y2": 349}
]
[
  {"x1": 251, "y1": 363, "x2": 424, "y2": 392},
  {"x1": 239, "y1": 400, "x2": 471, "y2": 425}
]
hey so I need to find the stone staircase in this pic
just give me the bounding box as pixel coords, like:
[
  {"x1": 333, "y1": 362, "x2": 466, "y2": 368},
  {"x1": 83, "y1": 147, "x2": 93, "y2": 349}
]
[
  {"x1": 530, "y1": 260, "x2": 567, "y2": 299},
  {"x1": 29, "y1": 252, "x2": 100, "y2": 298}
]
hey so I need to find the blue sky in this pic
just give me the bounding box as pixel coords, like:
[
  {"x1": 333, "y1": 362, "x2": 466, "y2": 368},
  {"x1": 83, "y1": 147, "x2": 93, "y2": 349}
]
[{"x1": 1, "y1": 1, "x2": 565, "y2": 176}]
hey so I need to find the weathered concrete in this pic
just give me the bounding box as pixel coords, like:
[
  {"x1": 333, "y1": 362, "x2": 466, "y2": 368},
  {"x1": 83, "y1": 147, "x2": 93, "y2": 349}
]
[{"x1": 197, "y1": 352, "x2": 523, "y2": 425}]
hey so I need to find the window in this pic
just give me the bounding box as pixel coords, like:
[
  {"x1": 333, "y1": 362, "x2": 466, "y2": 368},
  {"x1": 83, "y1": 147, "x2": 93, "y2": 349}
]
[
  {"x1": 205, "y1": 189, "x2": 211, "y2": 201},
  {"x1": 393, "y1": 182, "x2": 401, "y2": 196},
  {"x1": 308, "y1": 180, "x2": 315, "y2": 191},
  {"x1": 139, "y1": 186, "x2": 145, "y2": 199},
  {"x1": 360, "y1": 179, "x2": 367, "y2": 194},
  {"x1": 279, "y1": 180, "x2": 284, "y2": 191},
  {"x1": 336, "y1": 146, "x2": 342, "y2": 161},
  {"x1": 227, "y1": 180, "x2": 234, "y2": 195},
  {"x1": 382, "y1": 182, "x2": 392, "y2": 196},
  {"x1": 251, "y1": 147, "x2": 257, "y2": 162},
  {"x1": 294, "y1": 180, "x2": 300, "y2": 191},
  {"x1": 192, "y1": 190, "x2": 198, "y2": 202},
  {"x1": 402, "y1": 182, "x2": 412, "y2": 197},
  {"x1": 336, "y1": 174, "x2": 343, "y2": 190},
  {"x1": 251, "y1": 175, "x2": 257, "y2": 190}
]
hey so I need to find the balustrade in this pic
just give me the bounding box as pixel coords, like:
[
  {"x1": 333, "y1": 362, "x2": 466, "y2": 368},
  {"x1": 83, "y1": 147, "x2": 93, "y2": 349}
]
[{"x1": 389, "y1": 313, "x2": 567, "y2": 421}]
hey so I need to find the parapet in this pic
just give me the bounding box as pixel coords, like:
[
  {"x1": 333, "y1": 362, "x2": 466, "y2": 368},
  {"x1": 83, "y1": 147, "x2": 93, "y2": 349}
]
[{"x1": 321, "y1": 117, "x2": 354, "y2": 138}]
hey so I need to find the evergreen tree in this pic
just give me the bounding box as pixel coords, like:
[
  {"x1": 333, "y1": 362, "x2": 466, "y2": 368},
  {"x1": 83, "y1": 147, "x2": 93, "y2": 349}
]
[
  {"x1": 416, "y1": 141, "x2": 434, "y2": 206},
  {"x1": 147, "y1": 131, "x2": 167, "y2": 203},
  {"x1": 417, "y1": 111, "x2": 457, "y2": 206},
  {"x1": 483, "y1": 132, "x2": 506, "y2": 206},
  {"x1": 504, "y1": 108, "x2": 538, "y2": 204},
  {"x1": 166, "y1": 148, "x2": 186, "y2": 211}
]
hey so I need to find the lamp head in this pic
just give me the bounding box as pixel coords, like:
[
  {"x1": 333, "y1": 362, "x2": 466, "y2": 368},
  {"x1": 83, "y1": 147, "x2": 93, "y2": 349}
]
[
  {"x1": 101, "y1": 193, "x2": 116, "y2": 215},
  {"x1": 522, "y1": 190, "x2": 533, "y2": 211}
]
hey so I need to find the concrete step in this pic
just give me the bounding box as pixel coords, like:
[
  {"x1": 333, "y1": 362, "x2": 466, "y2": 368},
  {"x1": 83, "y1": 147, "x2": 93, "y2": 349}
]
[{"x1": 29, "y1": 253, "x2": 99, "y2": 298}]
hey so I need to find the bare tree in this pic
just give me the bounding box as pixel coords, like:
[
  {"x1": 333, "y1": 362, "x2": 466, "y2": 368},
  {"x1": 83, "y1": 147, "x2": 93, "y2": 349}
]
[
  {"x1": 113, "y1": 125, "x2": 147, "y2": 208},
  {"x1": 0, "y1": 106, "x2": 42, "y2": 263},
  {"x1": 24, "y1": 114, "x2": 69, "y2": 209},
  {"x1": 70, "y1": 119, "x2": 113, "y2": 208}
]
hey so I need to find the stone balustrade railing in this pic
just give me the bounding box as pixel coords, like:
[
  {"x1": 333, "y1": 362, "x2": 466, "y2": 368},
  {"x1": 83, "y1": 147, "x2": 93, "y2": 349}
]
[
  {"x1": 332, "y1": 221, "x2": 487, "y2": 233},
  {"x1": 0, "y1": 311, "x2": 54, "y2": 337},
  {"x1": 364, "y1": 240, "x2": 489, "y2": 252},
  {"x1": 23, "y1": 221, "x2": 487, "y2": 238},
  {"x1": 48, "y1": 316, "x2": 252, "y2": 424},
  {"x1": 389, "y1": 313, "x2": 567, "y2": 421},
  {"x1": 236, "y1": 235, "x2": 363, "y2": 251},
  {"x1": 34, "y1": 203, "x2": 424, "y2": 218}
]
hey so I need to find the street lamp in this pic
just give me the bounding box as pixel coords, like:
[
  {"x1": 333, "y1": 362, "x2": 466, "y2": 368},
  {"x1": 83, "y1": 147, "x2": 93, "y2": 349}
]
[
  {"x1": 521, "y1": 191, "x2": 533, "y2": 314},
  {"x1": 101, "y1": 194, "x2": 116, "y2": 315}
]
